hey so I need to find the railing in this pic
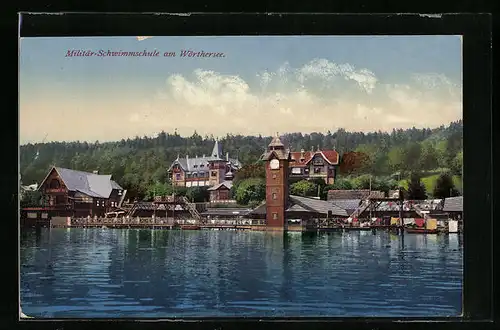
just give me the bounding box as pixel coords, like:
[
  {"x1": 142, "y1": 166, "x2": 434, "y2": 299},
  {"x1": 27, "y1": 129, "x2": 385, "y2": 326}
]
[
  {"x1": 349, "y1": 199, "x2": 371, "y2": 218},
  {"x1": 413, "y1": 204, "x2": 431, "y2": 220},
  {"x1": 153, "y1": 196, "x2": 185, "y2": 203},
  {"x1": 181, "y1": 196, "x2": 201, "y2": 219},
  {"x1": 308, "y1": 173, "x2": 327, "y2": 178}
]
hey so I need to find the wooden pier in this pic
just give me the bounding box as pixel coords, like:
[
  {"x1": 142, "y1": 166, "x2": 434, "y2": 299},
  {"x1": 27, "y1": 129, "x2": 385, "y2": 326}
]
[{"x1": 43, "y1": 218, "x2": 452, "y2": 233}]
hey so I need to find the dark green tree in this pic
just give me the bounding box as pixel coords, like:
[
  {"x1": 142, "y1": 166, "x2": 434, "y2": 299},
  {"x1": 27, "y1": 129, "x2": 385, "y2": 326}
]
[
  {"x1": 186, "y1": 186, "x2": 210, "y2": 203},
  {"x1": 433, "y1": 172, "x2": 460, "y2": 199},
  {"x1": 407, "y1": 172, "x2": 427, "y2": 200}
]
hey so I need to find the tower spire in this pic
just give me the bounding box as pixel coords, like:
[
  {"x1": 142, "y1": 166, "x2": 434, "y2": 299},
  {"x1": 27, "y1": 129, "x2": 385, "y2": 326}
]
[{"x1": 211, "y1": 138, "x2": 223, "y2": 159}]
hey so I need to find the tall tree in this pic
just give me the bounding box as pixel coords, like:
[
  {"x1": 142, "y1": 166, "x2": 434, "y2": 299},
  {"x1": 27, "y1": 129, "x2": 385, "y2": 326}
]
[
  {"x1": 407, "y1": 172, "x2": 427, "y2": 200},
  {"x1": 433, "y1": 172, "x2": 460, "y2": 199},
  {"x1": 419, "y1": 142, "x2": 439, "y2": 171}
]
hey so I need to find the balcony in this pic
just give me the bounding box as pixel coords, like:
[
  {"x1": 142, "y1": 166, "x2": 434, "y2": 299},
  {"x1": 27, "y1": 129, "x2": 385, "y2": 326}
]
[
  {"x1": 153, "y1": 196, "x2": 185, "y2": 203},
  {"x1": 309, "y1": 173, "x2": 327, "y2": 178},
  {"x1": 44, "y1": 188, "x2": 67, "y2": 194}
]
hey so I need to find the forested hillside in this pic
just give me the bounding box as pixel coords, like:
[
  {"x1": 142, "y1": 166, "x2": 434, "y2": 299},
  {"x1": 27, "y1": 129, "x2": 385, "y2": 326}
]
[{"x1": 20, "y1": 120, "x2": 462, "y2": 201}]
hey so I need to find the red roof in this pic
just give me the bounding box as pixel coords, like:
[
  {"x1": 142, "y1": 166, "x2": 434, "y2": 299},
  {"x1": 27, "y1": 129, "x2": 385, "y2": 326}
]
[{"x1": 290, "y1": 150, "x2": 339, "y2": 166}]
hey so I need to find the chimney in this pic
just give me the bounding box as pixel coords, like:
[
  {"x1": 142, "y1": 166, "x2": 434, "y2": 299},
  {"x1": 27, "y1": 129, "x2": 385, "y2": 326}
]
[
  {"x1": 202, "y1": 154, "x2": 205, "y2": 158},
  {"x1": 300, "y1": 148, "x2": 305, "y2": 161},
  {"x1": 226, "y1": 152, "x2": 229, "y2": 162},
  {"x1": 93, "y1": 170, "x2": 99, "y2": 174}
]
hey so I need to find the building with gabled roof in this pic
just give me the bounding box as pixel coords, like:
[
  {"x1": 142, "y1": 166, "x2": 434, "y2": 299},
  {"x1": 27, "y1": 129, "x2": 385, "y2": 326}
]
[
  {"x1": 247, "y1": 195, "x2": 348, "y2": 219},
  {"x1": 35, "y1": 166, "x2": 126, "y2": 217},
  {"x1": 167, "y1": 139, "x2": 241, "y2": 193},
  {"x1": 288, "y1": 147, "x2": 340, "y2": 185},
  {"x1": 442, "y1": 196, "x2": 463, "y2": 220},
  {"x1": 207, "y1": 181, "x2": 234, "y2": 203}
]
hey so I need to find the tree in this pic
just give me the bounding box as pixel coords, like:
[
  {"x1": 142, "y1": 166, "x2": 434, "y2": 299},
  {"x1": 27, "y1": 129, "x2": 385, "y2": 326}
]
[
  {"x1": 371, "y1": 176, "x2": 397, "y2": 195},
  {"x1": 234, "y1": 178, "x2": 266, "y2": 205},
  {"x1": 354, "y1": 144, "x2": 377, "y2": 174},
  {"x1": 290, "y1": 180, "x2": 316, "y2": 197},
  {"x1": 339, "y1": 151, "x2": 370, "y2": 175},
  {"x1": 233, "y1": 163, "x2": 266, "y2": 186},
  {"x1": 20, "y1": 190, "x2": 42, "y2": 207},
  {"x1": 331, "y1": 178, "x2": 353, "y2": 190},
  {"x1": 309, "y1": 177, "x2": 326, "y2": 198},
  {"x1": 145, "y1": 182, "x2": 173, "y2": 200},
  {"x1": 387, "y1": 147, "x2": 406, "y2": 173},
  {"x1": 403, "y1": 142, "x2": 422, "y2": 172},
  {"x1": 433, "y1": 172, "x2": 460, "y2": 199},
  {"x1": 186, "y1": 186, "x2": 209, "y2": 203},
  {"x1": 406, "y1": 172, "x2": 427, "y2": 200},
  {"x1": 19, "y1": 121, "x2": 462, "y2": 198},
  {"x1": 450, "y1": 150, "x2": 463, "y2": 176},
  {"x1": 419, "y1": 142, "x2": 439, "y2": 171},
  {"x1": 351, "y1": 174, "x2": 372, "y2": 190}
]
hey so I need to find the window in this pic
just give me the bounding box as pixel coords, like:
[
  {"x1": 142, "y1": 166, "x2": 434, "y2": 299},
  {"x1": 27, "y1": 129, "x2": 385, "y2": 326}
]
[
  {"x1": 200, "y1": 165, "x2": 204, "y2": 168},
  {"x1": 272, "y1": 193, "x2": 277, "y2": 200},
  {"x1": 273, "y1": 213, "x2": 278, "y2": 220},
  {"x1": 27, "y1": 212, "x2": 37, "y2": 219},
  {"x1": 175, "y1": 173, "x2": 181, "y2": 180},
  {"x1": 291, "y1": 167, "x2": 302, "y2": 174},
  {"x1": 314, "y1": 167, "x2": 322, "y2": 174},
  {"x1": 272, "y1": 173, "x2": 277, "y2": 179},
  {"x1": 49, "y1": 179, "x2": 60, "y2": 189},
  {"x1": 304, "y1": 168, "x2": 310, "y2": 174},
  {"x1": 118, "y1": 190, "x2": 122, "y2": 196},
  {"x1": 194, "y1": 165, "x2": 198, "y2": 168},
  {"x1": 193, "y1": 173, "x2": 198, "y2": 178},
  {"x1": 96, "y1": 201, "x2": 100, "y2": 206},
  {"x1": 313, "y1": 157, "x2": 324, "y2": 166},
  {"x1": 211, "y1": 171, "x2": 217, "y2": 177}
]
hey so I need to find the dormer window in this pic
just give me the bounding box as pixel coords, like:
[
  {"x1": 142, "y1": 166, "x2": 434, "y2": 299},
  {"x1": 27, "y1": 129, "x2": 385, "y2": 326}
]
[
  {"x1": 200, "y1": 165, "x2": 204, "y2": 168},
  {"x1": 49, "y1": 179, "x2": 61, "y2": 189},
  {"x1": 313, "y1": 157, "x2": 324, "y2": 166},
  {"x1": 194, "y1": 165, "x2": 198, "y2": 168}
]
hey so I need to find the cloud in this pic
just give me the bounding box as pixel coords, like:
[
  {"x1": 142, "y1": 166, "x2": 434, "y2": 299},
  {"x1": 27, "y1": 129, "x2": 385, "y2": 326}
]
[
  {"x1": 21, "y1": 58, "x2": 462, "y2": 143},
  {"x1": 131, "y1": 59, "x2": 458, "y2": 137},
  {"x1": 296, "y1": 59, "x2": 378, "y2": 94},
  {"x1": 121, "y1": 59, "x2": 462, "y2": 138}
]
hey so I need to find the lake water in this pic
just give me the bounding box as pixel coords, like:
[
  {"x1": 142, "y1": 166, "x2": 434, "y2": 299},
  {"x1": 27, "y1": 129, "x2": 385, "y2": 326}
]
[{"x1": 20, "y1": 228, "x2": 463, "y2": 318}]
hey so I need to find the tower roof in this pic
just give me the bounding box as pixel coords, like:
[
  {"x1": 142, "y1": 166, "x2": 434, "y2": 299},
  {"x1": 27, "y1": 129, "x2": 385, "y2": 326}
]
[
  {"x1": 268, "y1": 132, "x2": 285, "y2": 149},
  {"x1": 211, "y1": 139, "x2": 223, "y2": 159}
]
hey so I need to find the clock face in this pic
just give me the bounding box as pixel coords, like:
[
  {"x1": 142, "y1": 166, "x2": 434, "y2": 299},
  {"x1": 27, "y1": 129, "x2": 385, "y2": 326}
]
[{"x1": 270, "y1": 159, "x2": 280, "y2": 170}]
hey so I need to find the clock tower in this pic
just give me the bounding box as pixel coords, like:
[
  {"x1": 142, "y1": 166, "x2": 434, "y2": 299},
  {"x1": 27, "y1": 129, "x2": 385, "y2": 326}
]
[{"x1": 261, "y1": 133, "x2": 291, "y2": 231}]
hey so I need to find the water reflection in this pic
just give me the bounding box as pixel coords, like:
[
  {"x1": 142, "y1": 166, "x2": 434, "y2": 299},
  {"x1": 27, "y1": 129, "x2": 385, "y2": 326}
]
[{"x1": 20, "y1": 228, "x2": 462, "y2": 318}]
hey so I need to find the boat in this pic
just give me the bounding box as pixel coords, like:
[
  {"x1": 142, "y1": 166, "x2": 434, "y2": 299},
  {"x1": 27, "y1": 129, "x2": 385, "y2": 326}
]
[{"x1": 405, "y1": 227, "x2": 439, "y2": 234}]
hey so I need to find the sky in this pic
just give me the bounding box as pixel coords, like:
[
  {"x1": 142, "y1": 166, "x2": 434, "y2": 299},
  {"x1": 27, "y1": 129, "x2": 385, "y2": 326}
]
[{"x1": 19, "y1": 36, "x2": 462, "y2": 144}]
